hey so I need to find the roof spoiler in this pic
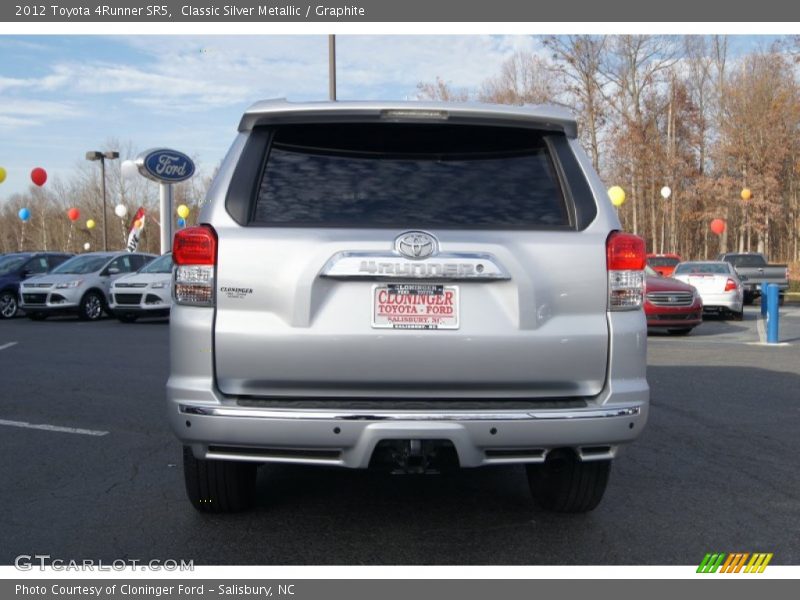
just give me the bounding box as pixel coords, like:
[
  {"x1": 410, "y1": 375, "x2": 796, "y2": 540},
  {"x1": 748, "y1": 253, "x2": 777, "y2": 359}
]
[{"x1": 238, "y1": 99, "x2": 578, "y2": 138}]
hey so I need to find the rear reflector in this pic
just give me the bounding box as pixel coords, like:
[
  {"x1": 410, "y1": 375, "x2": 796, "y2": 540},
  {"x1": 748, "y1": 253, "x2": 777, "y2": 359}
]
[
  {"x1": 607, "y1": 232, "x2": 646, "y2": 311},
  {"x1": 173, "y1": 226, "x2": 216, "y2": 306}
]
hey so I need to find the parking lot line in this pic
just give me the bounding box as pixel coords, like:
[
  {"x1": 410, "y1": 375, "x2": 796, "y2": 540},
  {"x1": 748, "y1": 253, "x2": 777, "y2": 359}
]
[
  {"x1": 0, "y1": 418, "x2": 109, "y2": 437},
  {"x1": 0, "y1": 342, "x2": 18, "y2": 351}
]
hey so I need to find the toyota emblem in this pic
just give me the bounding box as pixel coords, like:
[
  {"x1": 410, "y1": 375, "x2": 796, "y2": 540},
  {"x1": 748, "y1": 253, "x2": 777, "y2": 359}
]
[{"x1": 395, "y1": 231, "x2": 438, "y2": 260}]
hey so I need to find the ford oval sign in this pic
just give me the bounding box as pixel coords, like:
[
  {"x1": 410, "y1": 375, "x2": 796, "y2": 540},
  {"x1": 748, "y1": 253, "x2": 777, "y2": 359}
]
[{"x1": 136, "y1": 148, "x2": 195, "y2": 183}]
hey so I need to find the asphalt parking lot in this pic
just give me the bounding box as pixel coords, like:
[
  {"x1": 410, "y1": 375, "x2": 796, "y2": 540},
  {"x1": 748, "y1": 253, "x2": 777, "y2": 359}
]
[{"x1": 2, "y1": 306, "x2": 799, "y2": 565}]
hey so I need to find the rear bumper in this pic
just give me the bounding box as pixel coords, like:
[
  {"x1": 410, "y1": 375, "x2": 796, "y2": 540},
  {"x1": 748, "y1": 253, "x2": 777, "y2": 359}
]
[
  {"x1": 173, "y1": 402, "x2": 647, "y2": 468},
  {"x1": 742, "y1": 282, "x2": 788, "y2": 294},
  {"x1": 700, "y1": 291, "x2": 742, "y2": 312},
  {"x1": 167, "y1": 307, "x2": 649, "y2": 468}
]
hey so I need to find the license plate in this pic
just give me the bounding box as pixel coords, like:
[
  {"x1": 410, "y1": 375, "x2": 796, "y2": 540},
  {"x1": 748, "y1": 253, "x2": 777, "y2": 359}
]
[{"x1": 372, "y1": 283, "x2": 459, "y2": 329}]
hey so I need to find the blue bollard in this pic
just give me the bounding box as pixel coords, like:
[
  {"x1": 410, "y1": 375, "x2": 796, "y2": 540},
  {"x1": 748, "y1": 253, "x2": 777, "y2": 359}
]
[
  {"x1": 761, "y1": 281, "x2": 769, "y2": 316},
  {"x1": 766, "y1": 283, "x2": 780, "y2": 344}
]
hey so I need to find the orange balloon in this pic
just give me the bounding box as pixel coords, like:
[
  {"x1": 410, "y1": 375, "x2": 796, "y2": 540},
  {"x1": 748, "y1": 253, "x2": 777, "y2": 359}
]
[{"x1": 710, "y1": 219, "x2": 726, "y2": 235}]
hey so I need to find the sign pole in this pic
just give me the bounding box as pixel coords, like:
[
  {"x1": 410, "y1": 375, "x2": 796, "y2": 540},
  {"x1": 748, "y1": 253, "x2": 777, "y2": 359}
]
[{"x1": 160, "y1": 182, "x2": 174, "y2": 254}]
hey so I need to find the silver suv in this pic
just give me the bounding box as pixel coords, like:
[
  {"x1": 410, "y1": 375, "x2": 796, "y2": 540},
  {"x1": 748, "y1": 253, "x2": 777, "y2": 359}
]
[
  {"x1": 21, "y1": 251, "x2": 156, "y2": 321},
  {"x1": 168, "y1": 100, "x2": 649, "y2": 514}
]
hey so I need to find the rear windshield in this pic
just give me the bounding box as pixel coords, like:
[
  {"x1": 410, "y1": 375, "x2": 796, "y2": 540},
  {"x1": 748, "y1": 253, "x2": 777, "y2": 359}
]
[
  {"x1": 725, "y1": 255, "x2": 766, "y2": 268},
  {"x1": 674, "y1": 263, "x2": 730, "y2": 275},
  {"x1": 252, "y1": 124, "x2": 570, "y2": 229},
  {"x1": 647, "y1": 256, "x2": 680, "y2": 268}
]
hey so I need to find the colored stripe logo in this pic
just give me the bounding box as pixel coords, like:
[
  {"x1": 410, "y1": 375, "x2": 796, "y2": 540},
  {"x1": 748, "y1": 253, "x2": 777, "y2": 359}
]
[{"x1": 697, "y1": 553, "x2": 773, "y2": 573}]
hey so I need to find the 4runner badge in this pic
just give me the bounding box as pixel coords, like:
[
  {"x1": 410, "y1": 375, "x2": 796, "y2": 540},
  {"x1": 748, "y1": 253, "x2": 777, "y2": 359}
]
[{"x1": 395, "y1": 231, "x2": 438, "y2": 260}]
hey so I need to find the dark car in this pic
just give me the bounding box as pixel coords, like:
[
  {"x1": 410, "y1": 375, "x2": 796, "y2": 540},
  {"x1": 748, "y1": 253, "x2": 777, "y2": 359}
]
[
  {"x1": 644, "y1": 266, "x2": 703, "y2": 335},
  {"x1": 0, "y1": 252, "x2": 73, "y2": 319}
]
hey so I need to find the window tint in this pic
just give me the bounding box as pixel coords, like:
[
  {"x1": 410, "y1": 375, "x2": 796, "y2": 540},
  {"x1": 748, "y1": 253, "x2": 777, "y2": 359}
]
[
  {"x1": 107, "y1": 255, "x2": 136, "y2": 273},
  {"x1": 727, "y1": 255, "x2": 767, "y2": 268},
  {"x1": 140, "y1": 253, "x2": 173, "y2": 273},
  {"x1": 647, "y1": 256, "x2": 680, "y2": 268},
  {"x1": 674, "y1": 263, "x2": 730, "y2": 275},
  {"x1": 25, "y1": 257, "x2": 49, "y2": 274},
  {"x1": 52, "y1": 255, "x2": 111, "y2": 275},
  {"x1": 252, "y1": 124, "x2": 570, "y2": 229},
  {"x1": 0, "y1": 256, "x2": 26, "y2": 275}
]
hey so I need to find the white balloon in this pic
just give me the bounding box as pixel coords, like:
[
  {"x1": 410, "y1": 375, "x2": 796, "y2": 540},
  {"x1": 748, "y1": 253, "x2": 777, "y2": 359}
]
[
  {"x1": 83, "y1": 242, "x2": 91, "y2": 251},
  {"x1": 115, "y1": 203, "x2": 128, "y2": 218},
  {"x1": 121, "y1": 160, "x2": 139, "y2": 180},
  {"x1": 660, "y1": 186, "x2": 672, "y2": 199}
]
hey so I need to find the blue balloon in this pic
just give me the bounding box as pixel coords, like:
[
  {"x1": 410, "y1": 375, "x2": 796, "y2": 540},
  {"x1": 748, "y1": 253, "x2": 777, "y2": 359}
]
[
  {"x1": 18, "y1": 208, "x2": 30, "y2": 222},
  {"x1": 177, "y1": 217, "x2": 186, "y2": 228}
]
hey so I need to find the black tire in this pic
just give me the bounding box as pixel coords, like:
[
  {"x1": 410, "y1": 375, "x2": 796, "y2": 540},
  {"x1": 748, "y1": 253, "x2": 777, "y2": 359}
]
[
  {"x1": 526, "y1": 450, "x2": 611, "y2": 513},
  {"x1": 731, "y1": 309, "x2": 744, "y2": 321},
  {"x1": 116, "y1": 313, "x2": 139, "y2": 323},
  {"x1": 779, "y1": 294, "x2": 785, "y2": 307},
  {"x1": 27, "y1": 312, "x2": 47, "y2": 321},
  {"x1": 667, "y1": 327, "x2": 693, "y2": 335},
  {"x1": 79, "y1": 291, "x2": 105, "y2": 321},
  {"x1": 743, "y1": 292, "x2": 754, "y2": 306},
  {"x1": 182, "y1": 446, "x2": 257, "y2": 513},
  {"x1": 0, "y1": 290, "x2": 18, "y2": 319}
]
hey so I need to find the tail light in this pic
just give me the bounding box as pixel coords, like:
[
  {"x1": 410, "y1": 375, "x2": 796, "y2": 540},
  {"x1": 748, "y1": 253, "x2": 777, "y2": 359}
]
[
  {"x1": 724, "y1": 278, "x2": 737, "y2": 292},
  {"x1": 607, "y1": 232, "x2": 645, "y2": 311},
  {"x1": 173, "y1": 225, "x2": 217, "y2": 306}
]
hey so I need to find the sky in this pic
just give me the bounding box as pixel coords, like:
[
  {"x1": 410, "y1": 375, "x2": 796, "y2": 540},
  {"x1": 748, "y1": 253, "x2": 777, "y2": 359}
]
[{"x1": 0, "y1": 34, "x2": 784, "y2": 200}]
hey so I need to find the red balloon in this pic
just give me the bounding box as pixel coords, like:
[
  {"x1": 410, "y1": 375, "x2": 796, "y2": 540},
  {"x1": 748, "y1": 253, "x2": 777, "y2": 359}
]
[
  {"x1": 31, "y1": 167, "x2": 47, "y2": 187},
  {"x1": 67, "y1": 207, "x2": 80, "y2": 222},
  {"x1": 710, "y1": 218, "x2": 726, "y2": 235}
]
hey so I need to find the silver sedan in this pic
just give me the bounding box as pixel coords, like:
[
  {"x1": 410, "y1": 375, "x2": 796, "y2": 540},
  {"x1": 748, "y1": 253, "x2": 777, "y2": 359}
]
[{"x1": 672, "y1": 261, "x2": 744, "y2": 320}]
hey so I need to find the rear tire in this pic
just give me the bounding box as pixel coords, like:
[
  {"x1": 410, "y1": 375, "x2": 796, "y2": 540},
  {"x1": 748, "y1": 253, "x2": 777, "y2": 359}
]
[
  {"x1": 779, "y1": 294, "x2": 785, "y2": 307},
  {"x1": 731, "y1": 309, "x2": 744, "y2": 321},
  {"x1": 667, "y1": 327, "x2": 693, "y2": 335},
  {"x1": 0, "y1": 291, "x2": 18, "y2": 319},
  {"x1": 182, "y1": 446, "x2": 257, "y2": 513},
  {"x1": 526, "y1": 450, "x2": 611, "y2": 513},
  {"x1": 743, "y1": 293, "x2": 754, "y2": 306},
  {"x1": 79, "y1": 291, "x2": 105, "y2": 321}
]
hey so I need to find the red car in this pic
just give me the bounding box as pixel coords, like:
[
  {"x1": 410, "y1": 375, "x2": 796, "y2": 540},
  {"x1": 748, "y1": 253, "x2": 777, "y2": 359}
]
[
  {"x1": 644, "y1": 266, "x2": 703, "y2": 335},
  {"x1": 646, "y1": 253, "x2": 682, "y2": 277}
]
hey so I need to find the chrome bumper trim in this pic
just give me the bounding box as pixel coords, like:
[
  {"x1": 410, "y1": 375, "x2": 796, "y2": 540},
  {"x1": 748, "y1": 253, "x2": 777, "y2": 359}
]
[{"x1": 179, "y1": 404, "x2": 641, "y2": 422}]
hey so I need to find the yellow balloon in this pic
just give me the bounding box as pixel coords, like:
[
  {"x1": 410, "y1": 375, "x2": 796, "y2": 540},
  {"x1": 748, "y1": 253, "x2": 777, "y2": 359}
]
[
  {"x1": 741, "y1": 188, "x2": 752, "y2": 201},
  {"x1": 0, "y1": 167, "x2": 6, "y2": 183},
  {"x1": 86, "y1": 219, "x2": 96, "y2": 230},
  {"x1": 176, "y1": 204, "x2": 190, "y2": 219},
  {"x1": 608, "y1": 186, "x2": 626, "y2": 207}
]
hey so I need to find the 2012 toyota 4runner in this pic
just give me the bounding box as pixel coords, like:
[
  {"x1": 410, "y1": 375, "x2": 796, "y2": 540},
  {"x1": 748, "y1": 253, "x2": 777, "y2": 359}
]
[{"x1": 168, "y1": 100, "x2": 649, "y2": 514}]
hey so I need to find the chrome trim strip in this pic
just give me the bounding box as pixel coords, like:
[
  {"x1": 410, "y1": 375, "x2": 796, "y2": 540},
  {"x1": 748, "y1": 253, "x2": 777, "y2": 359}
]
[
  {"x1": 320, "y1": 251, "x2": 511, "y2": 280},
  {"x1": 180, "y1": 404, "x2": 640, "y2": 422}
]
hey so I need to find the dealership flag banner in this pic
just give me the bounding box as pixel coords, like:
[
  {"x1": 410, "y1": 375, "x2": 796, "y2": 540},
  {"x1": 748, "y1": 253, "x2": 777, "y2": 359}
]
[{"x1": 126, "y1": 207, "x2": 146, "y2": 253}]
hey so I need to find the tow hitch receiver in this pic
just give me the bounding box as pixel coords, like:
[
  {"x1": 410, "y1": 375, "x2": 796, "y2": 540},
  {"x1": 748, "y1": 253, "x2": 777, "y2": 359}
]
[{"x1": 369, "y1": 439, "x2": 459, "y2": 474}]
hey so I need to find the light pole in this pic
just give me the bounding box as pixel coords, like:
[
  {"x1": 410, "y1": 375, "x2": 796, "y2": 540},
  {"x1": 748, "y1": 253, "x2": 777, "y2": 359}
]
[
  {"x1": 328, "y1": 34, "x2": 336, "y2": 101},
  {"x1": 85, "y1": 150, "x2": 119, "y2": 251}
]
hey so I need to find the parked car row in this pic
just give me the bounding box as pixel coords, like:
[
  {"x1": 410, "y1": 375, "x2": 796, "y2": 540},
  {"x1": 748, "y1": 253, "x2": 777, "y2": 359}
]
[
  {"x1": 644, "y1": 254, "x2": 750, "y2": 335},
  {"x1": 0, "y1": 251, "x2": 173, "y2": 322}
]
